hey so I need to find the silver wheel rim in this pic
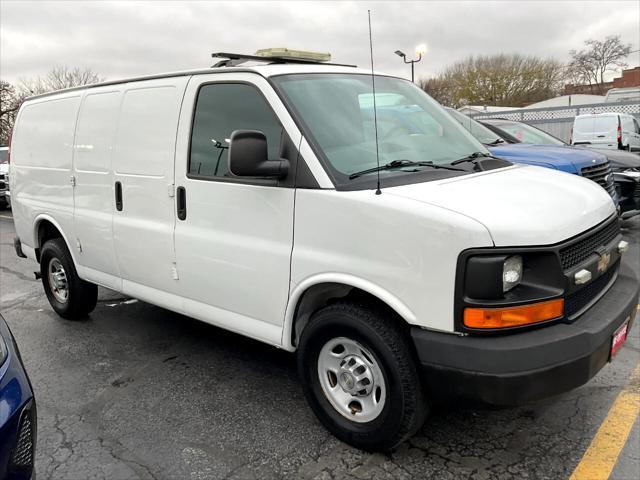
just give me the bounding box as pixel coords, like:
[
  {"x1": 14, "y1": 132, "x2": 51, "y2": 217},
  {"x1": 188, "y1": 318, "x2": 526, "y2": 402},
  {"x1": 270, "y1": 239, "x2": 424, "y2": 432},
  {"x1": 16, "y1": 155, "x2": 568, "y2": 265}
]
[
  {"x1": 317, "y1": 337, "x2": 387, "y2": 423},
  {"x1": 48, "y1": 258, "x2": 69, "y2": 303}
]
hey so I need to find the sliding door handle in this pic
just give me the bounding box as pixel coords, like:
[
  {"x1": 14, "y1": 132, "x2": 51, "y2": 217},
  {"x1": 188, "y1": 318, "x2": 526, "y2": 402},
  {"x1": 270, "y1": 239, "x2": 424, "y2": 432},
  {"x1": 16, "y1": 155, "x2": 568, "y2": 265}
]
[
  {"x1": 177, "y1": 186, "x2": 187, "y2": 220},
  {"x1": 115, "y1": 181, "x2": 123, "y2": 211}
]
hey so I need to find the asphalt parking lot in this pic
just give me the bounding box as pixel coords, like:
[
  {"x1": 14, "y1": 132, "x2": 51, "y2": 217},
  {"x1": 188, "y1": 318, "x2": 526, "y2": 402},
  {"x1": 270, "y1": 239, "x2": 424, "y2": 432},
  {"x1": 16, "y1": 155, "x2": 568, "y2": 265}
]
[{"x1": 1, "y1": 210, "x2": 638, "y2": 480}]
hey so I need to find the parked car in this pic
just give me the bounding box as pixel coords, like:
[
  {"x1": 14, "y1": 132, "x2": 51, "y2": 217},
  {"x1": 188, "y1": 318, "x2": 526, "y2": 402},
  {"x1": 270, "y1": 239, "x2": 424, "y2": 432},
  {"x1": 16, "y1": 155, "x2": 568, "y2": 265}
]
[
  {"x1": 480, "y1": 118, "x2": 640, "y2": 213},
  {"x1": 571, "y1": 113, "x2": 640, "y2": 151},
  {"x1": 9, "y1": 51, "x2": 639, "y2": 452},
  {"x1": 1, "y1": 313, "x2": 36, "y2": 480},
  {"x1": 446, "y1": 109, "x2": 619, "y2": 204},
  {"x1": 1, "y1": 146, "x2": 10, "y2": 209}
]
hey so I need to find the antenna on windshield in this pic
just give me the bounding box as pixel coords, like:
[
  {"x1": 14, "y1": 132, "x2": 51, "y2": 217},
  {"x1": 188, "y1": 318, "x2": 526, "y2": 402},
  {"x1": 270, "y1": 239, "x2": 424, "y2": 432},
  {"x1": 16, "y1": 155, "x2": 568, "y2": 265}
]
[{"x1": 368, "y1": 10, "x2": 382, "y2": 195}]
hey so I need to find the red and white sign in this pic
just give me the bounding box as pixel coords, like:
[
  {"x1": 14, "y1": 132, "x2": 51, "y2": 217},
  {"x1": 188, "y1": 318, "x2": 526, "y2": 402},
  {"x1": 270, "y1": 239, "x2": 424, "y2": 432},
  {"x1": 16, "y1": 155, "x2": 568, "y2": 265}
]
[{"x1": 610, "y1": 321, "x2": 629, "y2": 359}]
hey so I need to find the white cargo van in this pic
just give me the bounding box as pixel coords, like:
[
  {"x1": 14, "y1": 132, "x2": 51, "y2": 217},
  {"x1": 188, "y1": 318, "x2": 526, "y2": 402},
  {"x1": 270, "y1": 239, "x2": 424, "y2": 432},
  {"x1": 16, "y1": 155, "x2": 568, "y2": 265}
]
[
  {"x1": 571, "y1": 112, "x2": 640, "y2": 151},
  {"x1": 9, "y1": 52, "x2": 639, "y2": 451}
]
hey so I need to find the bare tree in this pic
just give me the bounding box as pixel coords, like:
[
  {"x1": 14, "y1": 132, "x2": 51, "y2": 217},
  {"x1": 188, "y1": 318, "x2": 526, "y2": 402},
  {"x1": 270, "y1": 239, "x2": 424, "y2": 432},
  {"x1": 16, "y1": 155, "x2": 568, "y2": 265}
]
[
  {"x1": 418, "y1": 54, "x2": 565, "y2": 108},
  {"x1": 20, "y1": 66, "x2": 104, "y2": 95},
  {"x1": 418, "y1": 77, "x2": 456, "y2": 107},
  {"x1": 568, "y1": 35, "x2": 632, "y2": 94},
  {"x1": 0, "y1": 81, "x2": 27, "y2": 145},
  {"x1": 1, "y1": 67, "x2": 104, "y2": 145}
]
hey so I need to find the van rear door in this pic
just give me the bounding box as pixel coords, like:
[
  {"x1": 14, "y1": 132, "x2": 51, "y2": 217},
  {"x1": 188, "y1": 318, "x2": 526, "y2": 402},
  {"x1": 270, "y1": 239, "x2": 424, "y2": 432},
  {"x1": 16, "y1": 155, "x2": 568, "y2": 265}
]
[
  {"x1": 572, "y1": 115, "x2": 595, "y2": 146},
  {"x1": 112, "y1": 78, "x2": 189, "y2": 300},
  {"x1": 591, "y1": 115, "x2": 619, "y2": 148}
]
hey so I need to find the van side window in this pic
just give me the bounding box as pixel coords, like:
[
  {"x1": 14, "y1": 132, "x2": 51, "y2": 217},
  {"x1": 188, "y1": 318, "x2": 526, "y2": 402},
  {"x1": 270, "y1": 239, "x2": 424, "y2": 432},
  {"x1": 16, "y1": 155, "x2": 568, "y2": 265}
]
[{"x1": 189, "y1": 83, "x2": 283, "y2": 178}]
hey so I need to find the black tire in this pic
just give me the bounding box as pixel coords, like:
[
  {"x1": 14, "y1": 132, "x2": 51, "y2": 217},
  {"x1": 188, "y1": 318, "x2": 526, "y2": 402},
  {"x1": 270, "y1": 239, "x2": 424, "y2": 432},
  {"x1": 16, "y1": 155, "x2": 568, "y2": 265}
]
[
  {"x1": 40, "y1": 238, "x2": 98, "y2": 320},
  {"x1": 297, "y1": 300, "x2": 428, "y2": 452}
]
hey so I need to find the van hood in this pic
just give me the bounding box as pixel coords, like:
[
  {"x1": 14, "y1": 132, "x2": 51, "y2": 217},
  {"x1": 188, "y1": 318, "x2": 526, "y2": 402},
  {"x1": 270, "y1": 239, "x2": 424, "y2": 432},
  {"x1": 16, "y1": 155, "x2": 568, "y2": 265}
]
[
  {"x1": 386, "y1": 165, "x2": 616, "y2": 247},
  {"x1": 488, "y1": 144, "x2": 608, "y2": 174}
]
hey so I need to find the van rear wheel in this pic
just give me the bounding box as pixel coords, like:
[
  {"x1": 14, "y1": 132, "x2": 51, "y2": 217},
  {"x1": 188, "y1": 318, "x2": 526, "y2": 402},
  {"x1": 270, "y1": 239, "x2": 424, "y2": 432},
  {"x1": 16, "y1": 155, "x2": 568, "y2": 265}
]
[
  {"x1": 297, "y1": 300, "x2": 428, "y2": 452},
  {"x1": 40, "y1": 238, "x2": 97, "y2": 320}
]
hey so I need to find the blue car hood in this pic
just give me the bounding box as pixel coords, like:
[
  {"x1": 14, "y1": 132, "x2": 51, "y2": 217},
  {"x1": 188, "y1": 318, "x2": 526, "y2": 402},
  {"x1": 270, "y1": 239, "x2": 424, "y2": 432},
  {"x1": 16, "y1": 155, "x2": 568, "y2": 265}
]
[{"x1": 488, "y1": 144, "x2": 608, "y2": 173}]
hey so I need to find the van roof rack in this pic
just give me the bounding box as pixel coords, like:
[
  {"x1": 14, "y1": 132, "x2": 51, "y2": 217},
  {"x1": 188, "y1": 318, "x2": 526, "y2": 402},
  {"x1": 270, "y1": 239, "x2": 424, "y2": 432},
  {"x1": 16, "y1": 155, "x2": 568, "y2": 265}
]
[{"x1": 211, "y1": 51, "x2": 356, "y2": 68}]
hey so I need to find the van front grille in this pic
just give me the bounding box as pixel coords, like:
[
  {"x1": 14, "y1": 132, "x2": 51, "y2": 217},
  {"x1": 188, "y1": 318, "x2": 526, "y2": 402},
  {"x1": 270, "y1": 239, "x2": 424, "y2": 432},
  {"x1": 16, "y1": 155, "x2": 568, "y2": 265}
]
[
  {"x1": 558, "y1": 217, "x2": 620, "y2": 270},
  {"x1": 565, "y1": 260, "x2": 619, "y2": 318}
]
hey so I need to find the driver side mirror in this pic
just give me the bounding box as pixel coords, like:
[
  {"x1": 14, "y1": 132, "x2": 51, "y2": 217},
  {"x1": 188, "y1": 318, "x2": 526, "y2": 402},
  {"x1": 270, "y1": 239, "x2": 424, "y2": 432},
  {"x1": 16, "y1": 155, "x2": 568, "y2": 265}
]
[{"x1": 228, "y1": 130, "x2": 289, "y2": 179}]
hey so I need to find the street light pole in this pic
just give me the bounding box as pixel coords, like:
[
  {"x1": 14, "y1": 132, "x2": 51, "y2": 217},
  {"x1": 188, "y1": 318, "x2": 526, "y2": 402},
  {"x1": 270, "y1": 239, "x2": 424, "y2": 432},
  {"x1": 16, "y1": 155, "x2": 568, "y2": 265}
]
[{"x1": 395, "y1": 44, "x2": 427, "y2": 83}]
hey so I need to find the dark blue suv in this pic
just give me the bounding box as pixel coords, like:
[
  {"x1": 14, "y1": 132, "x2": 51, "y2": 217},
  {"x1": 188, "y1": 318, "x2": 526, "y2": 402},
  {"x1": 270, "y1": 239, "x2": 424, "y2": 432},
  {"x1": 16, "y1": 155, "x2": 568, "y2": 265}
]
[
  {"x1": 1, "y1": 314, "x2": 36, "y2": 480},
  {"x1": 446, "y1": 109, "x2": 619, "y2": 205}
]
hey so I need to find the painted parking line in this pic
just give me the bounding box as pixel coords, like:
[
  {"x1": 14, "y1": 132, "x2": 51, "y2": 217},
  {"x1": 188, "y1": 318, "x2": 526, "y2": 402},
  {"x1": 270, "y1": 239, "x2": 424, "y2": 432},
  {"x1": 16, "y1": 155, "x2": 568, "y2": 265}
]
[
  {"x1": 570, "y1": 362, "x2": 640, "y2": 480},
  {"x1": 0, "y1": 214, "x2": 13, "y2": 220}
]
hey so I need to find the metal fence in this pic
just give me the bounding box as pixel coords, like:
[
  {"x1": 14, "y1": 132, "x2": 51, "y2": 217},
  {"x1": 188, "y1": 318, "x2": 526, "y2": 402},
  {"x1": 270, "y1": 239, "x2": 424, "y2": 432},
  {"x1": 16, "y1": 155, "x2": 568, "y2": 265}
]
[{"x1": 469, "y1": 100, "x2": 640, "y2": 143}]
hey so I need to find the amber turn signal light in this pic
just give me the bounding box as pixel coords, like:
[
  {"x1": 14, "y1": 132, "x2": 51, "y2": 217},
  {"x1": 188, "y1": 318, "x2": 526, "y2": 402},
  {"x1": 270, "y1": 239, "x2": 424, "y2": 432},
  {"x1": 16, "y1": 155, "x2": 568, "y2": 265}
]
[{"x1": 463, "y1": 298, "x2": 564, "y2": 329}]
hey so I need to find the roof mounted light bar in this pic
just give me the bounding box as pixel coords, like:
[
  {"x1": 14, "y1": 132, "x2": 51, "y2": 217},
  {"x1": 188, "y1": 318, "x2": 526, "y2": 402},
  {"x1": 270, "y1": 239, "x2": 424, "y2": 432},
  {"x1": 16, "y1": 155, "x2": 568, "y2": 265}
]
[{"x1": 211, "y1": 50, "x2": 356, "y2": 68}]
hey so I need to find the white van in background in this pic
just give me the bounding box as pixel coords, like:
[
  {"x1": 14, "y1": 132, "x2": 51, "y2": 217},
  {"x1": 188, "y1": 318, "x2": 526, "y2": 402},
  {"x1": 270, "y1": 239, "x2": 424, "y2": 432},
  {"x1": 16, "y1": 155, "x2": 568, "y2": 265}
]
[
  {"x1": 9, "y1": 51, "x2": 639, "y2": 452},
  {"x1": 571, "y1": 112, "x2": 640, "y2": 151},
  {"x1": 605, "y1": 87, "x2": 640, "y2": 103}
]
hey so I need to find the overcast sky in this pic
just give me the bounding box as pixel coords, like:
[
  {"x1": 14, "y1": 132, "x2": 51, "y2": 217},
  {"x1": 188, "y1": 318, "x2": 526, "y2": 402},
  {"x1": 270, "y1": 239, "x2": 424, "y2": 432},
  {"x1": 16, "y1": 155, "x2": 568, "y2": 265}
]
[{"x1": 1, "y1": 0, "x2": 639, "y2": 85}]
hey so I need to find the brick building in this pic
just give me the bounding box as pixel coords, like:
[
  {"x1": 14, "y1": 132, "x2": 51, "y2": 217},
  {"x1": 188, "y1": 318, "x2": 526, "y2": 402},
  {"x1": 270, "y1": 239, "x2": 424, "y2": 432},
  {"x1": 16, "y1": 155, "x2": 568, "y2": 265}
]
[{"x1": 564, "y1": 66, "x2": 640, "y2": 95}]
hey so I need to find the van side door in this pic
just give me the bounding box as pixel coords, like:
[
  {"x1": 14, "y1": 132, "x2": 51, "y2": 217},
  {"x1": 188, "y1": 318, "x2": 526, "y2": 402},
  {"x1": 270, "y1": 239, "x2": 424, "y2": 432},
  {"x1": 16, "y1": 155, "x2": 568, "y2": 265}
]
[
  {"x1": 112, "y1": 78, "x2": 189, "y2": 300},
  {"x1": 173, "y1": 74, "x2": 300, "y2": 346},
  {"x1": 72, "y1": 88, "x2": 123, "y2": 290}
]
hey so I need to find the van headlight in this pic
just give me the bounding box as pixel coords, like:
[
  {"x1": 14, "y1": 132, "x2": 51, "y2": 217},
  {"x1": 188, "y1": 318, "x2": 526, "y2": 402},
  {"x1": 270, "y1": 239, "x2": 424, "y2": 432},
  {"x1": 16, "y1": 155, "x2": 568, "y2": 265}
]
[
  {"x1": 464, "y1": 254, "x2": 526, "y2": 299},
  {"x1": 459, "y1": 250, "x2": 565, "y2": 331},
  {"x1": 502, "y1": 255, "x2": 522, "y2": 292}
]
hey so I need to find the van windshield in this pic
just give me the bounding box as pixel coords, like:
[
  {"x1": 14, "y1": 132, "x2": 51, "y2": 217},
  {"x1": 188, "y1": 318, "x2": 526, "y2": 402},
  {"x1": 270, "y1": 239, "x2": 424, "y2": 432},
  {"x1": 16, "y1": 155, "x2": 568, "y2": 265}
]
[{"x1": 271, "y1": 73, "x2": 490, "y2": 188}]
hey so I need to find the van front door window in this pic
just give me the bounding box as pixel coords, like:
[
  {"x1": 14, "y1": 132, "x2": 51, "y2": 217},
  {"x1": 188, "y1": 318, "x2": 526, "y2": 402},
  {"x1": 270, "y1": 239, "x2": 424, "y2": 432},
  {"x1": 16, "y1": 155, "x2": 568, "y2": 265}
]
[{"x1": 189, "y1": 83, "x2": 283, "y2": 179}]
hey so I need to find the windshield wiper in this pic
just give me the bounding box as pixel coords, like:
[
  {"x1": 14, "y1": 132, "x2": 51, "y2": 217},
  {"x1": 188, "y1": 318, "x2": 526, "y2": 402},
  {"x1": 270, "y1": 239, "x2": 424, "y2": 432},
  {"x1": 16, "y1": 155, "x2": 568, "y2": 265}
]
[
  {"x1": 486, "y1": 138, "x2": 505, "y2": 145},
  {"x1": 349, "y1": 159, "x2": 465, "y2": 179},
  {"x1": 450, "y1": 151, "x2": 493, "y2": 166}
]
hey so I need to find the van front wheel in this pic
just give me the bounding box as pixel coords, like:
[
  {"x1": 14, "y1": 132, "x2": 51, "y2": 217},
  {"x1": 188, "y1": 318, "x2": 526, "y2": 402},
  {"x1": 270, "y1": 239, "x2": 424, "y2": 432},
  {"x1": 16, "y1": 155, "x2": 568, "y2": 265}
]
[
  {"x1": 297, "y1": 301, "x2": 428, "y2": 452},
  {"x1": 40, "y1": 238, "x2": 98, "y2": 319}
]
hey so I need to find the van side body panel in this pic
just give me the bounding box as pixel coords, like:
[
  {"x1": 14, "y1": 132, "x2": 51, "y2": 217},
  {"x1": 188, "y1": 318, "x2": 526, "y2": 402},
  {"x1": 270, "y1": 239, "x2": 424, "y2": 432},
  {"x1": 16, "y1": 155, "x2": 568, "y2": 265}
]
[
  {"x1": 11, "y1": 93, "x2": 81, "y2": 261},
  {"x1": 288, "y1": 188, "x2": 494, "y2": 339}
]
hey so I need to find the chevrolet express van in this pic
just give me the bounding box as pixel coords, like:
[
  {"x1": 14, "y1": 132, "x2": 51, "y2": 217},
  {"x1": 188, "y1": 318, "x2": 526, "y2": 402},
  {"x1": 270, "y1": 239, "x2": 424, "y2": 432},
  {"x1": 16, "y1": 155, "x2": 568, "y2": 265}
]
[{"x1": 9, "y1": 52, "x2": 640, "y2": 451}]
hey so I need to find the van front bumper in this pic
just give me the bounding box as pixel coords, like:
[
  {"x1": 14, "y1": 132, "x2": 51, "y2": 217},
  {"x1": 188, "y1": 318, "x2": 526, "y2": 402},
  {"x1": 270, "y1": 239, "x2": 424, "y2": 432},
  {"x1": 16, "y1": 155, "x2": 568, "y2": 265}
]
[{"x1": 411, "y1": 260, "x2": 640, "y2": 406}]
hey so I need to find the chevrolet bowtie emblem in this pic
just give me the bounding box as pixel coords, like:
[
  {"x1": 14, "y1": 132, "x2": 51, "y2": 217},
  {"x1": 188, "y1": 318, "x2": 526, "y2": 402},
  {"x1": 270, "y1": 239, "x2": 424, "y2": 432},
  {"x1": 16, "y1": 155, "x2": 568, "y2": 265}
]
[{"x1": 597, "y1": 251, "x2": 611, "y2": 273}]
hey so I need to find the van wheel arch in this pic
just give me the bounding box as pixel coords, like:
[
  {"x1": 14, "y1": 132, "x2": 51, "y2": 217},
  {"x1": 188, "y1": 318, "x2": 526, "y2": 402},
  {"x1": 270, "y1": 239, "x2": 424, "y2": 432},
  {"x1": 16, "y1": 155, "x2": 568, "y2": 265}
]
[
  {"x1": 291, "y1": 283, "x2": 410, "y2": 348},
  {"x1": 34, "y1": 219, "x2": 65, "y2": 263}
]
